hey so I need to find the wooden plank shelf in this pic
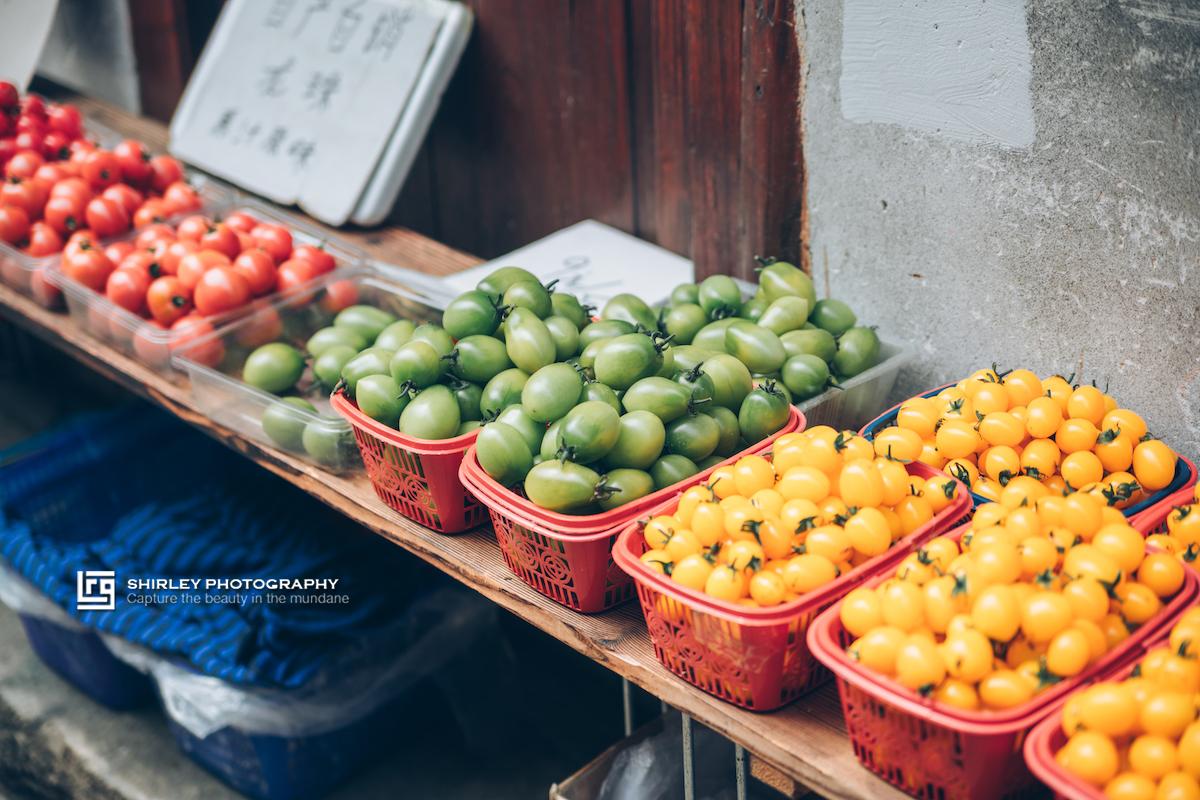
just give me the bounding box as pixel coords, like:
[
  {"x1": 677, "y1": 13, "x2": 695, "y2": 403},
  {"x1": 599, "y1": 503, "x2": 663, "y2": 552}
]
[{"x1": 0, "y1": 94, "x2": 907, "y2": 800}]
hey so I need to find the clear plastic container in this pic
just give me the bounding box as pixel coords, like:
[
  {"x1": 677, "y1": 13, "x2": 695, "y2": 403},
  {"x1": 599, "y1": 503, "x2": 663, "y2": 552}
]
[
  {"x1": 49, "y1": 198, "x2": 364, "y2": 372},
  {"x1": 0, "y1": 172, "x2": 238, "y2": 310},
  {"x1": 173, "y1": 270, "x2": 446, "y2": 472},
  {"x1": 795, "y1": 340, "x2": 912, "y2": 431}
]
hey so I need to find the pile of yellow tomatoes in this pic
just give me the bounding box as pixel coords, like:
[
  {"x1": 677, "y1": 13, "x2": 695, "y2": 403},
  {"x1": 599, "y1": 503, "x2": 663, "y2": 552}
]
[
  {"x1": 1054, "y1": 608, "x2": 1200, "y2": 796},
  {"x1": 637, "y1": 426, "x2": 961, "y2": 608},
  {"x1": 1150, "y1": 485, "x2": 1200, "y2": 574},
  {"x1": 838, "y1": 487, "x2": 1188, "y2": 711},
  {"x1": 871, "y1": 367, "x2": 1179, "y2": 505}
]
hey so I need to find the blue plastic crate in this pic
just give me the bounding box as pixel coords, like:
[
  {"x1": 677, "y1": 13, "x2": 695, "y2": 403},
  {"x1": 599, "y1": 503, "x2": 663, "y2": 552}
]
[
  {"x1": 18, "y1": 614, "x2": 154, "y2": 710},
  {"x1": 860, "y1": 384, "x2": 1195, "y2": 515}
]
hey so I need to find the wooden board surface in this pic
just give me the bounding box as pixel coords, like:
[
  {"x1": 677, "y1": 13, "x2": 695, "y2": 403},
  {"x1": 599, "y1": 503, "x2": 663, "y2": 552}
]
[{"x1": 0, "y1": 94, "x2": 908, "y2": 800}]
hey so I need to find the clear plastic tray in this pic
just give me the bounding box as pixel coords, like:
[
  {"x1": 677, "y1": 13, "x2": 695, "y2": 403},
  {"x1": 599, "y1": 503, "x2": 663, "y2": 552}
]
[
  {"x1": 0, "y1": 171, "x2": 238, "y2": 310},
  {"x1": 173, "y1": 270, "x2": 446, "y2": 472},
  {"x1": 48, "y1": 198, "x2": 365, "y2": 373},
  {"x1": 795, "y1": 340, "x2": 911, "y2": 431}
]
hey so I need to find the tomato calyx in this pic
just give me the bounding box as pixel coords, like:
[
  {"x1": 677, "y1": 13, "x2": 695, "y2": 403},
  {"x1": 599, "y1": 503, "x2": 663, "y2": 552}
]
[
  {"x1": 1101, "y1": 481, "x2": 1139, "y2": 507},
  {"x1": 702, "y1": 543, "x2": 721, "y2": 564},
  {"x1": 1034, "y1": 569, "x2": 1057, "y2": 589},
  {"x1": 752, "y1": 254, "x2": 779, "y2": 269},
  {"x1": 1034, "y1": 658, "x2": 1064, "y2": 688},
  {"x1": 997, "y1": 469, "x2": 1015, "y2": 487},
  {"x1": 1096, "y1": 426, "x2": 1122, "y2": 444},
  {"x1": 1182, "y1": 543, "x2": 1199, "y2": 565},
  {"x1": 741, "y1": 519, "x2": 764, "y2": 545},
  {"x1": 644, "y1": 556, "x2": 673, "y2": 576},
  {"x1": 793, "y1": 516, "x2": 817, "y2": 534}
]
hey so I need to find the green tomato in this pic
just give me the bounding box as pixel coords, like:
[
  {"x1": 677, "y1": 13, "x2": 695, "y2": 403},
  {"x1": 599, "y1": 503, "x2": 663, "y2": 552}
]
[
  {"x1": 333, "y1": 305, "x2": 397, "y2": 344},
  {"x1": 494, "y1": 406, "x2": 546, "y2": 453},
  {"x1": 577, "y1": 339, "x2": 606, "y2": 371},
  {"x1": 593, "y1": 333, "x2": 665, "y2": 391},
  {"x1": 602, "y1": 410, "x2": 666, "y2": 470},
  {"x1": 480, "y1": 368, "x2": 530, "y2": 418},
  {"x1": 757, "y1": 296, "x2": 811, "y2": 336},
  {"x1": 665, "y1": 413, "x2": 720, "y2": 462},
  {"x1": 503, "y1": 280, "x2": 553, "y2": 319},
  {"x1": 313, "y1": 344, "x2": 358, "y2": 392},
  {"x1": 661, "y1": 303, "x2": 708, "y2": 346},
  {"x1": 301, "y1": 416, "x2": 357, "y2": 467},
  {"x1": 476, "y1": 266, "x2": 539, "y2": 296},
  {"x1": 670, "y1": 283, "x2": 700, "y2": 306},
  {"x1": 691, "y1": 318, "x2": 737, "y2": 353},
  {"x1": 409, "y1": 323, "x2": 455, "y2": 358},
  {"x1": 602, "y1": 293, "x2": 657, "y2": 331},
  {"x1": 398, "y1": 385, "x2": 461, "y2": 440},
  {"x1": 810, "y1": 298, "x2": 857, "y2": 337},
  {"x1": 262, "y1": 397, "x2": 316, "y2": 451},
  {"x1": 781, "y1": 354, "x2": 830, "y2": 401},
  {"x1": 738, "y1": 381, "x2": 791, "y2": 443},
  {"x1": 476, "y1": 422, "x2": 534, "y2": 486},
  {"x1": 737, "y1": 295, "x2": 769, "y2": 322},
  {"x1": 697, "y1": 275, "x2": 742, "y2": 320},
  {"x1": 540, "y1": 419, "x2": 565, "y2": 460},
  {"x1": 597, "y1": 469, "x2": 655, "y2": 511},
  {"x1": 524, "y1": 460, "x2": 603, "y2": 513},
  {"x1": 340, "y1": 347, "x2": 394, "y2": 399},
  {"x1": 450, "y1": 380, "x2": 484, "y2": 421},
  {"x1": 458, "y1": 421, "x2": 482, "y2": 435},
  {"x1": 579, "y1": 381, "x2": 622, "y2": 414},
  {"x1": 674, "y1": 364, "x2": 715, "y2": 406},
  {"x1": 671, "y1": 345, "x2": 717, "y2": 374},
  {"x1": 373, "y1": 320, "x2": 417, "y2": 352},
  {"x1": 724, "y1": 321, "x2": 786, "y2": 374},
  {"x1": 443, "y1": 290, "x2": 503, "y2": 339},
  {"x1": 550, "y1": 291, "x2": 592, "y2": 329},
  {"x1": 832, "y1": 326, "x2": 880, "y2": 378},
  {"x1": 780, "y1": 328, "x2": 837, "y2": 363},
  {"x1": 243, "y1": 343, "x2": 305, "y2": 394},
  {"x1": 696, "y1": 455, "x2": 724, "y2": 470},
  {"x1": 699, "y1": 354, "x2": 753, "y2": 410},
  {"x1": 306, "y1": 326, "x2": 367, "y2": 357},
  {"x1": 756, "y1": 260, "x2": 816, "y2": 308},
  {"x1": 447, "y1": 335, "x2": 512, "y2": 384},
  {"x1": 389, "y1": 340, "x2": 446, "y2": 389},
  {"x1": 579, "y1": 319, "x2": 636, "y2": 349},
  {"x1": 521, "y1": 363, "x2": 584, "y2": 423},
  {"x1": 543, "y1": 315, "x2": 581, "y2": 361},
  {"x1": 650, "y1": 454, "x2": 699, "y2": 491},
  {"x1": 703, "y1": 405, "x2": 741, "y2": 457},
  {"x1": 355, "y1": 374, "x2": 411, "y2": 428},
  {"x1": 504, "y1": 308, "x2": 557, "y2": 373},
  {"x1": 558, "y1": 401, "x2": 621, "y2": 464},
  {"x1": 621, "y1": 377, "x2": 694, "y2": 423}
]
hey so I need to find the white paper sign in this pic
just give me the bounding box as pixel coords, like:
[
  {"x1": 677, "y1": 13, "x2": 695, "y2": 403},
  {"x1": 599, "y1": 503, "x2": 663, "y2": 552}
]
[
  {"x1": 170, "y1": 0, "x2": 444, "y2": 225},
  {"x1": 444, "y1": 220, "x2": 696, "y2": 309},
  {"x1": 0, "y1": 0, "x2": 58, "y2": 91}
]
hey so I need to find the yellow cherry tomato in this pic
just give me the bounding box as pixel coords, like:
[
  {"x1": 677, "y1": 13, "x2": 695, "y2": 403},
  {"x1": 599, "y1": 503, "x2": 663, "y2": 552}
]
[
  {"x1": 1133, "y1": 439, "x2": 1177, "y2": 491},
  {"x1": 1061, "y1": 492, "x2": 1105, "y2": 539},
  {"x1": 1140, "y1": 690, "x2": 1195, "y2": 739},
  {"x1": 1155, "y1": 772, "x2": 1200, "y2": 800},
  {"x1": 1101, "y1": 773, "x2": 1156, "y2": 800},
  {"x1": 803, "y1": 524, "x2": 852, "y2": 563},
  {"x1": 1003, "y1": 369, "x2": 1043, "y2": 407},
  {"x1": 1103, "y1": 408, "x2": 1148, "y2": 442},
  {"x1": 1057, "y1": 417, "x2": 1100, "y2": 454},
  {"x1": 722, "y1": 539, "x2": 765, "y2": 571},
  {"x1": 1167, "y1": 505, "x2": 1200, "y2": 547},
  {"x1": 750, "y1": 488, "x2": 784, "y2": 518},
  {"x1": 643, "y1": 515, "x2": 679, "y2": 550},
  {"x1": 664, "y1": 529, "x2": 702, "y2": 561},
  {"x1": 1062, "y1": 450, "x2": 1105, "y2": 490},
  {"x1": 844, "y1": 507, "x2": 891, "y2": 557},
  {"x1": 895, "y1": 494, "x2": 935, "y2": 535},
  {"x1": 873, "y1": 426, "x2": 924, "y2": 463},
  {"x1": 776, "y1": 465, "x2": 830, "y2": 503},
  {"x1": 704, "y1": 563, "x2": 748, "y2": 601},
  {"x1": 880, "y1": 579, "x2": 926, "y2": 632},
  {"x1": 1000, "y1": 475, "x2": 1050, "y2": 509},
  {"x1": 1020, "y1": 438, "x2": 1062, "y2": 479},
  {"x1": 924, "y1": 476, "x2": 960, "y2": 513},
  {"x1": 839, "y1": 459, "x2": 885, "y2": 508},
  {"x1": 671, "y1": 553, "x2": 714, "y2": 591},
  {"x1": 1138, "y1": 552, "x2": 1185, "y2": 598},
  {"x1": 782, "y1": 553, "x2": 838, "y2": 593},
  {"x1": 1061, "y1": 576, "x2": 1108, "y2": 623},
  {"x1": 1115, "y1": 582, "x2": 1162, "y2": 626},
  {"x1": 1093, "y1": 523, "x2": 1146, "y2": 575},
  {"x1": 896, "y1": 397, "x2": 940, "y2": 439},
  {"x1": 981, "y1": 445, "x2": 1021, "y2": 482},
  {"x1": 971, "y1": 585, "x2": 1020, "y2": 641},
  {"x1": 839, "y1": 587, "x2": 883, "y2": 637},
  {"x1": 979, "y1": 411, "x2": 1024, "y2": 447},
  {"x1": 979, "y1": 669, "x2": 1035, "y2": 710},
  {"x1": 733, "y1": 455, "x2": 776, "y2": 497},
  {"x1": 848, "y1": 625, "x2": 906, "y2": 675},
  {"x1": 1094, "y1": 429, "x2": 1135, "y2": 473},
  {"x1": 709, "y1": 465, "x2": 738, "y2": 498},
  {"x1": 1057, "y1": 730, "x2": 1120, "y2": 788},
  {"x1": 895, "y1": 634, "x2": 946, "y2": 691},
  {"x1": 941, "y1": 628, "x2": 992, "y2": 683},
  {"x1": 1046, "y1": 628, "x2": 1092, "y2": 677},
  {"x1": 749, "y1": 569, "x2": 787, "y2": 606},
  {"x1": 935, "y1": 419, "x2": 981, "y2": 460},
  {"x1": 933, "y1": 678, "x2": 980, "y2": 711},
  {"x1": 1128, "y1": 734, "x2": 1179, "y2": 781},
  {"x1": 640, "y1": 549, "x2": 672, "y2": 574},
  {"x1": 1077, "y1": 682, "x2": 1139, "y2": 738},
  {"x1": 690, "y1": 502, "x2": 725, "y2": 546},
  {"x1": 876, "y1": 458, "x2": 912, "y2": 505},
  {"x1": 921, "y1": 537, "x2": 961, "y2": 572},
  {"x1": 779, "y1": 498, "x2": 820, "y2": 535},
  {"x1": 1025, "y1": 395, "x2": 1064, "y2": 439},
  {"x1": 1021, "y1": 591, "x2": 1073, "y2": 643},
  {"x1": 973, "y1": 382, "x2": 1010, "y2": 415},
  {"x1": 1067, "y1": 385, "x2": 1107, "y2": 425}
]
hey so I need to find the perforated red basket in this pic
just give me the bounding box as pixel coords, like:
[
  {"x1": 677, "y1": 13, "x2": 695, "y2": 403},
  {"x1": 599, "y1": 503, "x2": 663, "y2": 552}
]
[
  {"x1": 457, "y1": 408, "x2": 804, "y2": 613},
  {"x1": 806, "y1": 516, "x2": 1200, "y2": 800},
  {"x1": 613, "y1": 461, "x2": 971, "y2": 711},
  {"x1": 330, "y1": 389, "x2": 487, "y2": 534}
]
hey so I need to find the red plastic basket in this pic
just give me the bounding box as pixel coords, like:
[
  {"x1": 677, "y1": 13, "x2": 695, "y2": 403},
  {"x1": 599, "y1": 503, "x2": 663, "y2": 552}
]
[
  {"x1": 1128, "y1": 481, "x2": 1198, "y2": 531},
  {"x1": 613, "y1": 461, "x2": 971, "y2": 712},
  {"x1": 330, "y1": 389, "x2": 487, "y2": 534},
  {"x1": 806, "y1": 518, "x2": 1200, "y2": 800},
  {"x1": 457, "y1": 407, "x2": 805, "y2": 613}
]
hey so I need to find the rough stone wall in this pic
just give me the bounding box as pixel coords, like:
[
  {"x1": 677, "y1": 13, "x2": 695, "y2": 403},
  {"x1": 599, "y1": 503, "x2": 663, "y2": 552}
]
[{"x1": 801, "y1": 0, "x2": 1200, "y2": 455}]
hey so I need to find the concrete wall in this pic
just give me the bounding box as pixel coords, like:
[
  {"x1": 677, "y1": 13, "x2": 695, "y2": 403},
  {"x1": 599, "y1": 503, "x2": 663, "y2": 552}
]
[{"x1": 800, "y1": 0, "x2": 1200, "y2": 456}]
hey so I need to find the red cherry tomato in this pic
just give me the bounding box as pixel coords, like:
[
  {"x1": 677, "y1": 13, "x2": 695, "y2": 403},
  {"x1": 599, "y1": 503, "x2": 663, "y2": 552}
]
[
  {"x1": 13, "y1": 130, "x2": 44, "y2": 155},
  {"x1": 104, "y1": 241, "x2": 135, "y2": 265},
  {"x1": 64, "y1": 230, "x2": 99, "y2": 258},
  {"x1": 176, "y1": 249, "x2": 230, "y2": 291},
  {"x1": 160, "y1": 239, "x2": 197, "y2": 276},
  {"x1": 134, "y1": 223, "x2": 176, "y2": 248},
  {"x1": 49, "y1": 176, "x2": 91, "y2": 203},
  {"x1": 198, "y1": 222, "x2": 240, "y2": 259},
  {"x1": 291, "y1": 243, "x2": 337, "y2": 275},
  {"x1": 132, "y1": 198, "x2": 172, "y2": 228},
  {"x1": 105, "y1": 265, "x2": 150, "y2": 314},
  {"x1": 319, "y1": 279, "x2": 360, "y2": 313},
  {"x1": 46, "y1": 104, "x2": 82, "y2": 138},
  {"x1": 63, "y1": 246, "x2": 114, "y2": 291},
  {"x1": 0, "y1": 82, "x2": 17, "y2": 113},
  {"x1": 176, "y1": 215, "x2": 211, "y2": 243},
  {"x1": 29, "y1": 266, "x2": 61, "y2": 306},
  {"x1": 161, "y1": 181, "x2": 200, "y2": 214},
  {"x1": 276, "y1": 258, "x2": 319, "y2": 293},
  {"x1": 142, "y1": 238, "x2": 173, "y2": 264},
  {"x1": 82, "y1": 150, "x2": 122, "y2": 189},
  {"x1": 85, "y1": 196, "x2": 130, "y2": 237},
  {"x1": 0, "y1": 205, "x2": 30, "y2": 244},
  {"x1": 113, "y1": 140, "x2": 152, "y2": 185},
  {"x1": 146, "y1": 276, "x2": 192, "y2": 325},
  {"x1": 223, "y1": 211, "x2": 259, "y2": 233},
  {"x1": 101, "y1": 183, "x2": 144, "y2": 217},
  {"x1": 32, "y1": 162, "x2": 71, "y2": 185},
  {"x1": 168, "y1": 315, "x2": 224, "y2": 367},
  {"x1": 148, "y1": 155, "x2": 184, "y2": 193},
  {"x1": 1, "y1": 178, "x2": 42, "y2": 217},
  {"x1": 231, "y1": 248, "x2": 277, "y2": 296},
  {"x1": 193, "y1": 265, "x2": 250, "y2": 316},
  {"x1": 118, "y1": 250, "x2": 166, "y2": 282},
  {"x1": 0, "y1": 140, "x2": 17, "y2": 166},
  {"x1": 235, "y1": 229, "x2": 255, "y2": 252},
  {"x1": 43, "y1": 194, "x2": 86, "y2": 235},
  {"x1": 68, "y1": 140, "x2": 96, "y2": 165},
  {"x1": 235, "y1": 306, "x2": 285, "y2": 347},
  {"x1": 249, "y1": 224, "x2": 293, "y2": 263},
  {"x1": 20, "y1": 95, "x2": 46, "y2": 120},
  {"x1": 25, "y1": 221, "x2": 62, "y2": 256},
  {"x1": 5, "y1": 150, "x2": 44, "y2": 179},
  {"x1": 41, "y1": 131, "x2": 73, "y2": 161}
]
